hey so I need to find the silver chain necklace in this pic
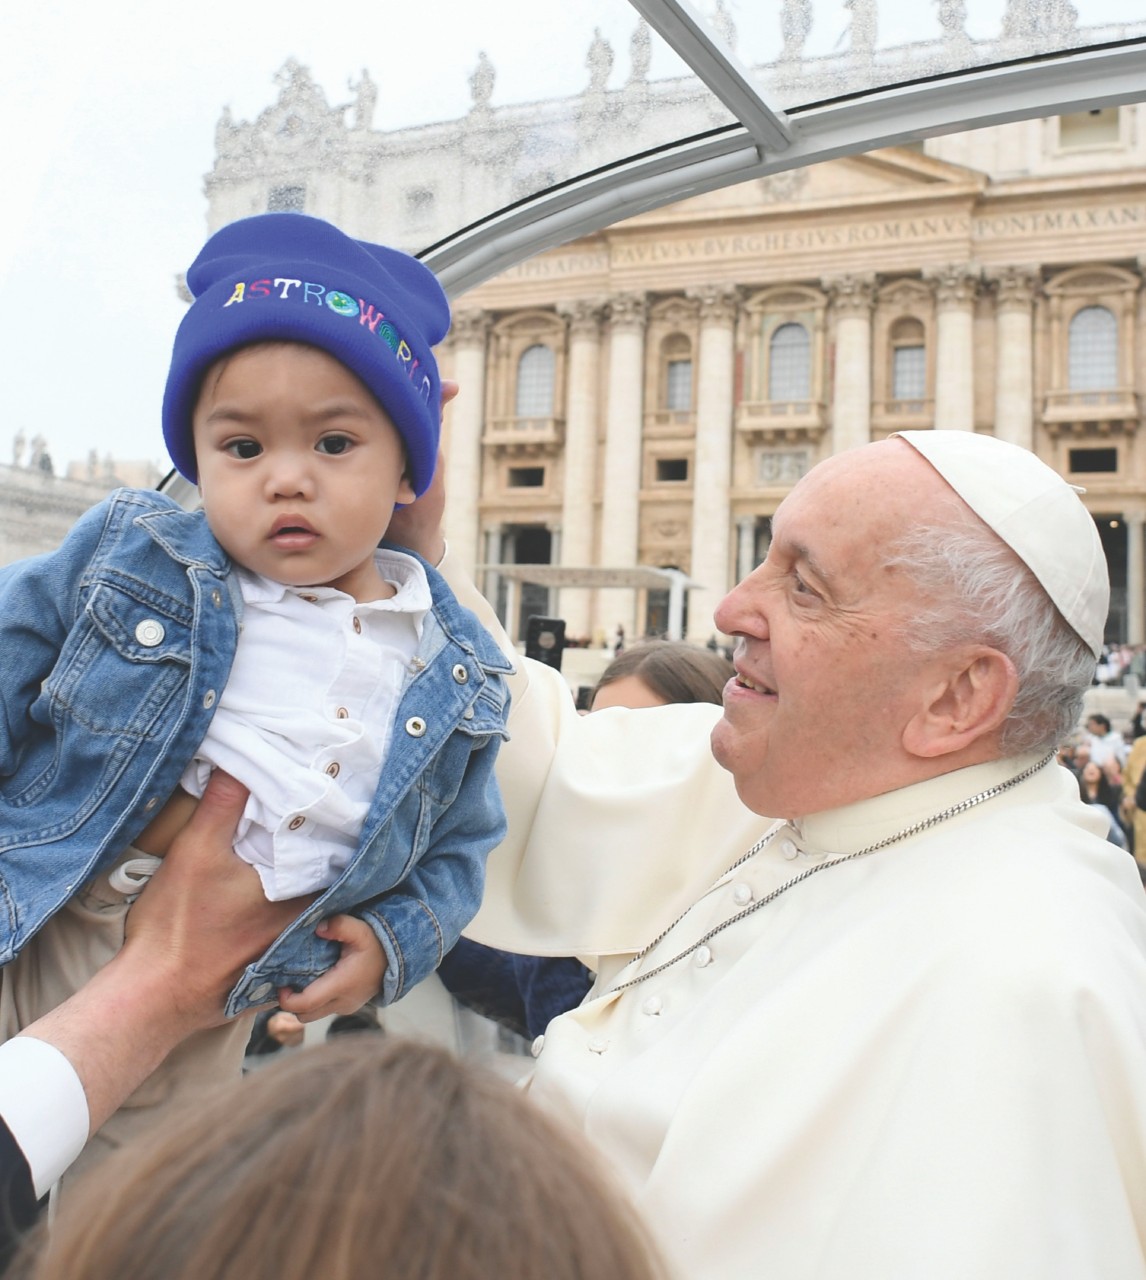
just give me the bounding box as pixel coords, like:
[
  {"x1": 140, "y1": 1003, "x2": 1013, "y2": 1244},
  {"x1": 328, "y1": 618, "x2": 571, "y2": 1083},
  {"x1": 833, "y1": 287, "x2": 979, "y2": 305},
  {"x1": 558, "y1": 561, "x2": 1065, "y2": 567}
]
[{"x1": 606, "y1": 751, "x2": 1056, "y2": 996}]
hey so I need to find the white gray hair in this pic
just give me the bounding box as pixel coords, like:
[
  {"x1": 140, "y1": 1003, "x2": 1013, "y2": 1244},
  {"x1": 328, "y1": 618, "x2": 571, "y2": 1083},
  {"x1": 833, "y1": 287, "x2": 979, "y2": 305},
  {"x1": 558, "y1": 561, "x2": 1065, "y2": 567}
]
[{"x1": 886, "y1": 509, "x2": 1094, "y2": 755}]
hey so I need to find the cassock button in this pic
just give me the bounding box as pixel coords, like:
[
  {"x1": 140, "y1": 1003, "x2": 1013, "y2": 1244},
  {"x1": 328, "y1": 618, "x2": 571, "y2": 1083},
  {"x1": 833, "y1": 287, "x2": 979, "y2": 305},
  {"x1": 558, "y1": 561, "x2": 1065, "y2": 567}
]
[
  {"x1": 587, "y1": 1037, "x2": 609, "y2": 1055},
  {"x1": 530, "y1": 1035, "x2": 545, "y2": 1058},
  {"x1": 694, "y1": 945, "x2": 713, "y2": 968},
  {"x1": 641, "y1": 995, "x2": 663, "y2": 1016},
  {"x1": 780, "y1": 838, "x2": 799, "y2": 860},
  {"x1": 731, "y1": 883, "x2": 753, "y2": 906}
]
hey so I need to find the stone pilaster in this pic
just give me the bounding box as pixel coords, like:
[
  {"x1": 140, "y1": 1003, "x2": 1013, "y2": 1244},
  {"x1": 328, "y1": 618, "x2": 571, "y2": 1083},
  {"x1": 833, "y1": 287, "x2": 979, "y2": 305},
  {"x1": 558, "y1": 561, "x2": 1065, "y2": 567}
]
[
  {"x1": 443, "y1": 310, "x2": 490, "y2": 575},
  {"x1": 556, "y1": 300, "x2": 606, "y2": 638},
  {"x1": 599, "y1": 293, "x2": 647, "y2": 639},
  {"x1": 929, "y1": 265, "x2": 980, "y2": 432},
  {"x1": 1127, "y1": 508, "x2": 1145, "y2": 647},
  {"x1": 736, "y1": 515, "x2": 758, "y2": 582},
  {"x1": 988, "y1": 267, "x2": 1038, "y2": 450},
  {"x1": 826, "y1": 274, "x2": 875, "y2": 453},
  {"x1": 687, "y1": 286, "x2": 738, "y2": 641}
]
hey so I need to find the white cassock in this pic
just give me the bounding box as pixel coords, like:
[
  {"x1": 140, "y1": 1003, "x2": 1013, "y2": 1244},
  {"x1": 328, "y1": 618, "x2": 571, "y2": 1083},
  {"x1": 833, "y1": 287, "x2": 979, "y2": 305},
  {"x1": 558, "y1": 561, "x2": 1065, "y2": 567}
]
[{"x1": 445, "y1": 555, "x2": 1146, "y2": 1280}]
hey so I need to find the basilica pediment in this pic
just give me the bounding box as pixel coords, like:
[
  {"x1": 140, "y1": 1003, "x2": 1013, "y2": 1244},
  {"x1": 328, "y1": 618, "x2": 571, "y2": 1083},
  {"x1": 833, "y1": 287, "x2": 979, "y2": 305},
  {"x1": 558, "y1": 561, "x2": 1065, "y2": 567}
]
[{"x1": 639, "y1": 146, "x2": 985, "y2": 224}]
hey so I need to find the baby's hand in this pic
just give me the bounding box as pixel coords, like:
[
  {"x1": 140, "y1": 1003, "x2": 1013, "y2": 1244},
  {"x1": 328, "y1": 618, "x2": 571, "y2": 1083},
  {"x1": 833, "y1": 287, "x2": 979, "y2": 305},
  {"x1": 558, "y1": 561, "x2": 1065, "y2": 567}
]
[{"x1": 276, "y1": 914, "x2": 385, "y2": 1023}]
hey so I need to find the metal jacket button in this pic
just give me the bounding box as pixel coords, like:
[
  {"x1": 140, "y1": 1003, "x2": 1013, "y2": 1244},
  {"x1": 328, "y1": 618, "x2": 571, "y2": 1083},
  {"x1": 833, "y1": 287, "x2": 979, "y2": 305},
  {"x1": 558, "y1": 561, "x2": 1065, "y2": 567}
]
[
  {"x1": 452, "y1": 663, "x2": 469, "y2": 683},
  {"x1": 135, "y1": 619, "x2": 164, "y2": 646},
  {"x1": 405, "y1": 716, "x2": 427, "y2": 737}
]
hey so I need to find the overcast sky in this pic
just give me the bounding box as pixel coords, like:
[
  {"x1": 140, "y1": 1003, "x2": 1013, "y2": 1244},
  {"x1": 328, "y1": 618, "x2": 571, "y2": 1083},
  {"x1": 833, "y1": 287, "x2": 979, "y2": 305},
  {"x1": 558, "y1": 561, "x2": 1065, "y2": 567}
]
[{"x1": 1, "y1": 0, "x2": 1141, "y2": 479}]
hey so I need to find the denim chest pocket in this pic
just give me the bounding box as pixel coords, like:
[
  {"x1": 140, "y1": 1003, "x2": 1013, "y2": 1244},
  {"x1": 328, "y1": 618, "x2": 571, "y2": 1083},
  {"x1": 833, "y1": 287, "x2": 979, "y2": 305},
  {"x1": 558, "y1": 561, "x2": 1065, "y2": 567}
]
[{"x1": 41, "y1": 581, "x2": 194, "y2": 737}]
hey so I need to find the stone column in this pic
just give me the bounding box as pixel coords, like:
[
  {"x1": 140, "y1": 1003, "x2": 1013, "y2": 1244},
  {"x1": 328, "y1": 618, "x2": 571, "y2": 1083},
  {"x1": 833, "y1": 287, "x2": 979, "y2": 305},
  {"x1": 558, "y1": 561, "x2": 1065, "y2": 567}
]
[
  {"x1": 481, "y1": 525, "x2": 503, "y2": 628},
  {"x1": 989, "y1": 267, "x2": 1037, "y2": 450},
  {"x1": 598, "y1": 293, "x2": 647, "y2": 639},
  {"x1": 826, "y1": 274, "x2": 875, "y2": 454},
  {"x1": 443, "y1": 310, "x2": 490, "y2": 575},
  {"x1": 556, "y1": 300, "x2": 605, "y2": 639},
  {"x1": 736, "y1": 515, "x2": 758, "y2": 583},
  {"x1": 1127, "y1": 509, "x2": 1145, "y2": 647},
  {"x1": 687, "y1": 285, "x2": 738, "y2": 642},
  {"x1": 929, "y1": 265, "x2": 980, "y2": 433}
]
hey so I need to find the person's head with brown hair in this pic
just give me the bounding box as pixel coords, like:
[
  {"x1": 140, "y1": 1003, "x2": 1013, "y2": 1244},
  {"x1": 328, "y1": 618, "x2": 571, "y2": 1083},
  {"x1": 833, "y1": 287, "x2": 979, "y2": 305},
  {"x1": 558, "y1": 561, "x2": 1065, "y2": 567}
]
[
  {"x1": 590, "y1": 639, "x2": 733, "y2": 712},
  {"x1": 15, "y1": 1038, "x2": 666, "y2": 1280}
]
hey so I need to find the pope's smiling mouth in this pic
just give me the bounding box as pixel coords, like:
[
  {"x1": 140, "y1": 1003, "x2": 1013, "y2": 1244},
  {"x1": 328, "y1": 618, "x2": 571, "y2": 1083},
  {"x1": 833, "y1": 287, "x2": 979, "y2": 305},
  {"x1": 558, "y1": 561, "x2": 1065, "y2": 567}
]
[{"x1": 735, "y1": 674, "x2": 776, "y2": 696}]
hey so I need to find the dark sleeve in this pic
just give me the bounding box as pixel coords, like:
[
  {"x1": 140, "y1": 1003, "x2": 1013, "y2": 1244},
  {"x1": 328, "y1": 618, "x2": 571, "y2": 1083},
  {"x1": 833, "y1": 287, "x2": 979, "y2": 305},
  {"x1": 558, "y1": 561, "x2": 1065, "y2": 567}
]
[
  {"x1": 0, "y1": 1117, "x2": 41, "y2": 1273},
  {"x1": 512, "y1": 955, "x2": 594, "y2": 1040},
  {"x1": 437, "y1": 938, "x2": 529, "y2": 1040}
]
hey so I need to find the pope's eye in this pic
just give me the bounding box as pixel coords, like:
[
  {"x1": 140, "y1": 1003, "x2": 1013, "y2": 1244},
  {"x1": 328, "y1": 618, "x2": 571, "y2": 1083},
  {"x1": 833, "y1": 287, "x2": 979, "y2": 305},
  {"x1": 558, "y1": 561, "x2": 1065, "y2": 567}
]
[
  {"x1": 317, "y1": 435, "x2": 353, "y2": 456},
  {"x1": 225, "y1": 439, "x2": 262, "y2": 460}
]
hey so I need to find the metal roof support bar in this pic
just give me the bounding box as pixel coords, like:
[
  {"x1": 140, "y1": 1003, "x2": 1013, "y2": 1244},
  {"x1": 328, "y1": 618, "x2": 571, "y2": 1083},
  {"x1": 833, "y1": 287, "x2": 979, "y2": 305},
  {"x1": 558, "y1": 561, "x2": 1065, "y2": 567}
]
[{"x1": 626, "y1": 0, "x2": 796, "y2": 154}]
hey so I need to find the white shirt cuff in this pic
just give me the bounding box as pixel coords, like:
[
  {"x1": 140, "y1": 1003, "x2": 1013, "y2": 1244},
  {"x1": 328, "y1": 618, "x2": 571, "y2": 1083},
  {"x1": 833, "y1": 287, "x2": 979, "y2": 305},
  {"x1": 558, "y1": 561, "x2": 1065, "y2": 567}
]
[{"x1": 0, "y1": 1037, "x2": 89, "y2": 1197}]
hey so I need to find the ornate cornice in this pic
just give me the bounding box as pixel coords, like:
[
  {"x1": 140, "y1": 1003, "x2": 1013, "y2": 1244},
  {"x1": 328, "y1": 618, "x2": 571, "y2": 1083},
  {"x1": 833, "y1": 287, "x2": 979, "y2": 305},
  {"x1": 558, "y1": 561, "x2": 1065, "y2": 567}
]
[
  {"x1": 824, "y1": 274, "x2": 876, "y2": 317},
  {"x1": 986, "y1": 266, "x2": 1039, "y2": 311},
  {"x1": 927, "y1": 263, "x2": 982, "y2": 309},
  {"x1": 689, "y1": 285, "x2": 740, "y2": 327},
  {"x1": 447, "y1": 310, "x2": 491, "y2": 349},
  {"x1": 607, "y1": 292, "x2": 648, "y2": 332},
  {"x1": 558, "y1": 298, "x2": 608, "y2": 339}
]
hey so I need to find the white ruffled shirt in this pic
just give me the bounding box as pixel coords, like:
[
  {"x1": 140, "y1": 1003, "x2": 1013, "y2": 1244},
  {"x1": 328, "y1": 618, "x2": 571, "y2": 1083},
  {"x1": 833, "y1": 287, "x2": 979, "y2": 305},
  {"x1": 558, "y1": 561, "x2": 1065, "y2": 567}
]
[{"x1": 181, "y1": 548, "x2": 430, "y2": 900}]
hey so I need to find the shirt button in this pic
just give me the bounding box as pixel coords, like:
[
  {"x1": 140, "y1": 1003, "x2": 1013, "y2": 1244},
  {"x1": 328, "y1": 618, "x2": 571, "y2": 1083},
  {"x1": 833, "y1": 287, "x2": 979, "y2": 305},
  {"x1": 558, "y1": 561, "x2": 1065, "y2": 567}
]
[
  {"x1": 641, "y1": 995, "x2": 663, "y2": 1016},
  {"x1": 300, "y1": 592, "x2": 318, "y2": 603},
  {"x1": 249, "y1": 982, "x2": 273, "y2": 1001},
  {"x1": 325, "y1": 762, "x2": 340, "y2": 778},
  {"x1": 780, "y1": 838, "x2": 799, "y2": 860},
  {"x1": 694, "y1": 945, "x2": 713, "y2": 968},
  {"x1": 288, "y1": 816, "x2": 305, "y2": 831},
  {"x1": 405, "y1": 716, "x2": 427, "y2": 737},
  {"x1": 336, "y1": 707, "x2": 349, "y2": 720},
  {"x1": 531, "y1": 1035, "x2": 545, "y2": 1058},
  {"x1": 352, "y1": 616, "x2": 362, "y2": 634},
  {"x1": 452, "y1": 663, "x2": 469, "y2": 684},
  {"x1": 587, "y1": 1036, "x2": 609, "y2": 1054},
  {"x1": 135, "y1": 619, "x2": 165, "y2": 647},
  {"x1": 732, "y1": 883, "x2": 753, "y2": 905},
  {"x1": 202, "y1": 689, "x2": 217, "y2": 709}
]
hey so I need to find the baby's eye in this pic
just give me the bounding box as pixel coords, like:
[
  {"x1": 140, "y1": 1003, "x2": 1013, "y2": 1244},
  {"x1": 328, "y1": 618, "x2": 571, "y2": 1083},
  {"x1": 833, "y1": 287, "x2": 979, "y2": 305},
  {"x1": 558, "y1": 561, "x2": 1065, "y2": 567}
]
[
  {"x1": 225, "y1": 439, "x2": 262, "y2": 460},
  {"x1": 316, "y1": 434, "x2": 353, "y2": 456}
]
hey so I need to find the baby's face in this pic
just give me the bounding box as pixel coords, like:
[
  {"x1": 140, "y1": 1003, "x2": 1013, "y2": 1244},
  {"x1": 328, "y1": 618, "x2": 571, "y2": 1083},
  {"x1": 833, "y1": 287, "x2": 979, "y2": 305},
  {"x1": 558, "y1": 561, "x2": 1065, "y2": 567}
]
[{"x1": 192, "y1": 342, "x2": 414, "y2": 602}]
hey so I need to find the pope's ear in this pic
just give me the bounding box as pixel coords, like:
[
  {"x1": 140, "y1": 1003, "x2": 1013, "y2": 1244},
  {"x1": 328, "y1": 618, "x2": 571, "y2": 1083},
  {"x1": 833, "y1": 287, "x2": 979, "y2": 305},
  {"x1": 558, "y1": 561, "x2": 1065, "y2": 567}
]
[{"x1": 902, "y1": 647, "x2": 1018, "y2": 760}]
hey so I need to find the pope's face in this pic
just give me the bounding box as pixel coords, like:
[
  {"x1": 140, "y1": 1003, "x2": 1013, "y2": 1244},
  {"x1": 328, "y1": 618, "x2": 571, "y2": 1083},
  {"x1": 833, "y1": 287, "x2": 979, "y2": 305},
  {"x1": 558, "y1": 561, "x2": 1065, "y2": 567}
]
[{"x1": 711, "y1": 441, "x2": 954, "y2": 819}]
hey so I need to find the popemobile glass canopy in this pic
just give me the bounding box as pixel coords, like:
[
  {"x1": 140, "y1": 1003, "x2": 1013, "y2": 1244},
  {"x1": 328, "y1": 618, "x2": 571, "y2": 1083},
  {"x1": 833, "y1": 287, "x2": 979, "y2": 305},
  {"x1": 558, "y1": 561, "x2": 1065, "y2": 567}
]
[{"x1": 3, "y1": 0, "x2": 1146, "y2": 477}]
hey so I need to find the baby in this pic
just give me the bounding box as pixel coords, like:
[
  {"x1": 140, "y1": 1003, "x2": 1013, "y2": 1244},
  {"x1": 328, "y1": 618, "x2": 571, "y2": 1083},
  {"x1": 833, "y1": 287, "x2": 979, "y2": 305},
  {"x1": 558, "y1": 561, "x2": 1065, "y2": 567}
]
[{"x1": 0, "y1": 212, "x2": 512, "y2": 1171}]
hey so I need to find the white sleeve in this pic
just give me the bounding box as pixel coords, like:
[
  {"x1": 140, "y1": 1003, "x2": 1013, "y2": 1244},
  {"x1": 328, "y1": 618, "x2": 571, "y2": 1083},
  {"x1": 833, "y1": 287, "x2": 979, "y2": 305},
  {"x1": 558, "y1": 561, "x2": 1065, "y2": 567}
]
[
  {"x1": 437, "y1": 549, "x2": 765, "y2": 959},
  {"x1": 0, "y1": 1037, "x2": 89, "y2": 1197}
]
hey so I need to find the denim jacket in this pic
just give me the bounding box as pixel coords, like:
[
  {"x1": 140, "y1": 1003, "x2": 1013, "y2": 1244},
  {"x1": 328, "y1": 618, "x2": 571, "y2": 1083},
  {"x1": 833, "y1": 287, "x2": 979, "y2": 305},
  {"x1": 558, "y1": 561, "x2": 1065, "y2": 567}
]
[{"x1": 0, "y1": 488, "x2": 512, "y2": 1014}]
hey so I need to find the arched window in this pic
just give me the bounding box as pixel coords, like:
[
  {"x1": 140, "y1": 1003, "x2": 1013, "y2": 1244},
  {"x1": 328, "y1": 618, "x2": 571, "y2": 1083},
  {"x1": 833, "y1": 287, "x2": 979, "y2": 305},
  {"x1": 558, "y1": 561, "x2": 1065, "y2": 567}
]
[
  {"x1": 515, "y1": 344, "x2": 555, "y2": 416},
  {"x1": 666, "y1": 358, "x2": 693, "y2": 411},
  {"x1": 768, "y1": 323, "x2": 810, "y2": 401},
  {"x1": 1068, "y1": 306, "x2": 1118, "y2": 390},
  {"x1": 890, "y1": 317, "x2": 926, "y2": 402}
]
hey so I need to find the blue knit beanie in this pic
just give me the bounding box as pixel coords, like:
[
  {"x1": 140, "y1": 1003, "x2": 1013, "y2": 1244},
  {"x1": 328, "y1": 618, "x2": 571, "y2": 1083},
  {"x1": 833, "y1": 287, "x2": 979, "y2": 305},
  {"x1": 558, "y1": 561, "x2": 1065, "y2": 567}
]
[{"x1": 162, "y1": 213, "x2": 450, "y2": 496}]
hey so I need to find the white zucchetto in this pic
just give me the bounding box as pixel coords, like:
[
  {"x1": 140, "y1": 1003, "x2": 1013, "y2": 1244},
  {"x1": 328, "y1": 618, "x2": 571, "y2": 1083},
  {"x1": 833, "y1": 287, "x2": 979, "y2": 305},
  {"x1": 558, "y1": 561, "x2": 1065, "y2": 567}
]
[{"x1": 894, "y1": 430, "x2": 1109, "y2": 659}]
